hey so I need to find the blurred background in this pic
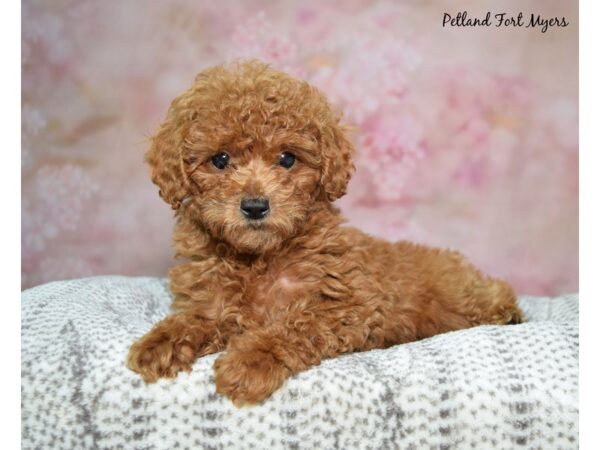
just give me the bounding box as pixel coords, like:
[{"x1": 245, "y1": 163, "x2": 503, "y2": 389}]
[{"x1": 21, "y1": 0, "x2": 578, "y2": 295}]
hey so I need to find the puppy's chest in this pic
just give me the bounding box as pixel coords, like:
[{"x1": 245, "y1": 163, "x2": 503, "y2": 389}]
[{"x1": 240, "y1": 265, "x2": 316, "y2": 317}]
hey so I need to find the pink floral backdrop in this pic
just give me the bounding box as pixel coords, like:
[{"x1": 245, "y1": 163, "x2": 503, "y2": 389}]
[{"x1": 22, "y1": 0, "x2": 578, "y2": 294}]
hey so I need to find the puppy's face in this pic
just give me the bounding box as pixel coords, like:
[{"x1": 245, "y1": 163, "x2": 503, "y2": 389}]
[
  {"x1": 148, "y1": 61, "x2": 354, "y2": 253},
  {"x1": 183, "y1": 131, "x2": 323, "y2": 254}
]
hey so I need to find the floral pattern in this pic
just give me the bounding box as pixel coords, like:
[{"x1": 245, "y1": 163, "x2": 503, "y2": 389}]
[{"x1": 22, "y1": 0, "x2": 578, "y2": 294}]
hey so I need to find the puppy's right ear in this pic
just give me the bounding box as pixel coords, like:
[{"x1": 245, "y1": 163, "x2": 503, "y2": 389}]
[{"x1": 145, "y1": 101, "x2": 193, "y2": 211}]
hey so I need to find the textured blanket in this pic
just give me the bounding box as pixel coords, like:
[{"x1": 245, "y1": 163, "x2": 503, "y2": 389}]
[{"x1": 21, "y1": 276, "x2": 579, "y2": 449}]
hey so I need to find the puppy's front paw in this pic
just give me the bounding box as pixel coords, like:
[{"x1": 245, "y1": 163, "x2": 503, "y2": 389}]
[
  {"x1": 127, "y1": 329, "x2": 197, "y2": 383},
  {"x1": 214, "y1": 348, "x2": 290, "y2": 406}
]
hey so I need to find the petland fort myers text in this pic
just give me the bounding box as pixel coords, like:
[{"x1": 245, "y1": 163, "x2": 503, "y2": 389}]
[{"x1": 443, "y1": 11, "x2": 569, "y2": 33}]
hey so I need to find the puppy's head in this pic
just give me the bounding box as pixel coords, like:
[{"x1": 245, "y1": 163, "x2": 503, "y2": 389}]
[{"x1": 147, "y1": 60, "x2": 354, "y2": 253}]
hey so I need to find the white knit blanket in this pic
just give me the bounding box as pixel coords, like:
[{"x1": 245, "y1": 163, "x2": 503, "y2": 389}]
[{"x1": 21, "y1": 276, "x2": 579, "y2": 449}]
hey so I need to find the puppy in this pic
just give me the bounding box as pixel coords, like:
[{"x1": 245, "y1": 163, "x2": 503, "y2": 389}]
[{"x1": 127, "y1": 60, "x2": 522, "y2": 406}]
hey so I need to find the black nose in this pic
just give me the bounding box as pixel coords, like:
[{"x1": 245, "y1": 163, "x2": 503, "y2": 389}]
[{"x1": 240, "y1": 198, "x2": 270, "y2": 220}]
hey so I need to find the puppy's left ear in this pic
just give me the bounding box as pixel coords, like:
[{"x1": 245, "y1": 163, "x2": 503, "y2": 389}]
[{"x1": 320, "y1": 123, "x2": 355, "y2": 201}]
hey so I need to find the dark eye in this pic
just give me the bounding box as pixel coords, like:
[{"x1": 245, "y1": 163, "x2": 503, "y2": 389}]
[
  {"x1": 211, "y1": 152, "x2": 230, "y2": 170},
  {"x1": 279, "y1": 152, "x2": 296, "y2": 169}
]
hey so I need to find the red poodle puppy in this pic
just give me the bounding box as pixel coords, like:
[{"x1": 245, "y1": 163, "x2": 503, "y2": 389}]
[{"x1": 127, "y1": 60, "x2": 522, "y2": 406}]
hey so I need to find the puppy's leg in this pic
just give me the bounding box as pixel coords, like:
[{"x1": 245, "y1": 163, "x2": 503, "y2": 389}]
[
  {"x1": 127, "y1": 311, "x2": 222, "y2": 383},
  {"x1": 392, "y1": 245, "x2": 523, "y2": 341},
  {"x1": 214, "y1": 299, "x2": 383, "y2": 406},
  {"x1": 418, "y1": 276, "x2": 522, "y2": 339},
  {"x1": 467, "y1": 277, "x2": 523, "y2": 325}
]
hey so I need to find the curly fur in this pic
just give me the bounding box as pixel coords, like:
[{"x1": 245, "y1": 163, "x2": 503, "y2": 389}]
[{"x1": 128, "y1": 60, "x2": 522, "y2": 406}]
